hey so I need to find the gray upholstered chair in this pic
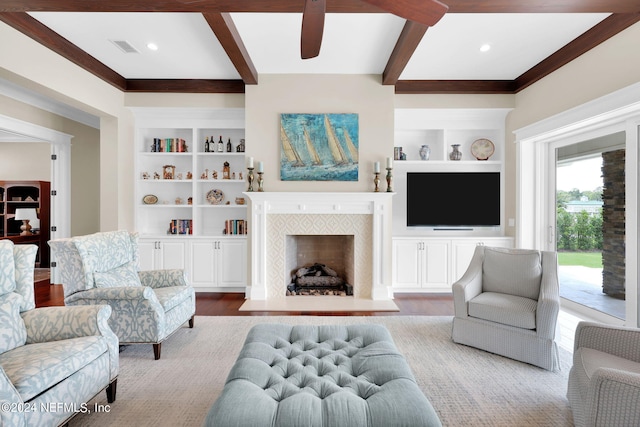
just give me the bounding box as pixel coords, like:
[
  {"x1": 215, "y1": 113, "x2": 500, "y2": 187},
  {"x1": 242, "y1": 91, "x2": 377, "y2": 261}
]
[
  {"x1": 49, "y1": 230, "x2": 195, "y2": 360},
  {"x1": 567, "y1": 321, "x2": 640, "y2": 426},
  {"x1": 451, "y1": 245, "x2": 560, "y2": 371}
]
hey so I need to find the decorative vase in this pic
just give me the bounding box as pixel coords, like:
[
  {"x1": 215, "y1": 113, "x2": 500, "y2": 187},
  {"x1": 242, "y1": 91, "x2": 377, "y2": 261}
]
[
  {"x1": 419, "y1": 145, "x2": 431, "y2": 161},
  {"x1": 449, "y1": 144, "x2": 462, "y2": 161}
]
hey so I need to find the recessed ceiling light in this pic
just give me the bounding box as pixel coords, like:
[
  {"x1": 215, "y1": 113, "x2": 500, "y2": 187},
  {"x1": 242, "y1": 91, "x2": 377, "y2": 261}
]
[
  {"x1": 147, "y1": 43, "x2": 159, "y2": 51},
  {"x1": 479, "y1": 44, "x2": 491, "y2": 53}
]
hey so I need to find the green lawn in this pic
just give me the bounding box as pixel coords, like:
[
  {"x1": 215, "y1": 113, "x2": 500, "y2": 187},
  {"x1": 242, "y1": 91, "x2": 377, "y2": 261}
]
[{"x1": 557, "y1": 251, "x2": 603, "y2": 268}]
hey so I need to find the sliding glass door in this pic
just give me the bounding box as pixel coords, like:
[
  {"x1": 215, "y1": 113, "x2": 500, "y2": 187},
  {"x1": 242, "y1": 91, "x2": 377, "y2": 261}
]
[{"x1": 550, "y1": 133, "x2": 626, "y2": 320}]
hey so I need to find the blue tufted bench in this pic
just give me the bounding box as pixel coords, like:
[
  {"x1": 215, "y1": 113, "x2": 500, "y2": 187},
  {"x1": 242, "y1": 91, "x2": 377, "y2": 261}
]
[{"x1": 205, "y1": 324, "x2": 441, "y2": 427}]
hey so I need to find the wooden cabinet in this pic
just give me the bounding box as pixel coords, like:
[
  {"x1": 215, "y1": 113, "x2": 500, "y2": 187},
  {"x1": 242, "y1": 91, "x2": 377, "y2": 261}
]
[
  {"x1": 0, "y1": 181, "x2": 50, "y2": 267},
  {"x1": 392, "y1": 237, "x2": 513, "y2": 293},
  {"x1": 190, "y1": 238, "x2": 246, "y2": 290}
]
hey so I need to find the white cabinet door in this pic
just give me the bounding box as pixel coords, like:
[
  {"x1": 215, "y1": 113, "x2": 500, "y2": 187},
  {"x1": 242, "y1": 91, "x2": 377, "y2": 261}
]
[
  {"x1": 191, "y1": 241, "x2": 216, "y2": 285},
  {"x1": 159, "y1": 241, "x2": 187, "y2": 270},
  {"x1": 423, "y1": 240, "x2": 450, "y2": 291},
  {"x1": 189, "y1": 238, "x2": 247, "y2": 289},
  {"x1": 138, "y1": 238, "x2": 187, "y2": 271},
  {"x1": 138, "y1": 240, "x2": 158, "y2": 271},
  {"x1": 218, "y1": 239, "x2": 247, "y2": 287},
  {"x1": 392, "y1": 239, "x2": 423, "y2": 289}
]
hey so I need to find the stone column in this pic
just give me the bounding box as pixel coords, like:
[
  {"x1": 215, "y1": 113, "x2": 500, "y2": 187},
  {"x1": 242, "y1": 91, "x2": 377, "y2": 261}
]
[{"x1": 601, "y1": 149, "x2": 625, "y2": 298}]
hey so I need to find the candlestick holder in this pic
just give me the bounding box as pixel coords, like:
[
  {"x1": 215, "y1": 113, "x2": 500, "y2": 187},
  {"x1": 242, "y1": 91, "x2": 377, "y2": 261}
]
[
  {"x1": 386, "y1": 167, "x2": 393, "y2": 192},
  {"x1": 247, "y1": 167, "x2": 255, "y2": 192},
  {"x1": 373, "y1": 172, "x2": 380, "y2": 192},
  {"x1": 257, "y1": 172, "x2": 264, "y2": 192}
]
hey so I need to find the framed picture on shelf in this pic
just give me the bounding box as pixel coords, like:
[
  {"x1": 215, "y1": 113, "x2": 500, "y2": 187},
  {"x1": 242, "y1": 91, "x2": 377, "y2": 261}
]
[{"x1": 163, "y1": 165, "x2": 176, "y2": 180}]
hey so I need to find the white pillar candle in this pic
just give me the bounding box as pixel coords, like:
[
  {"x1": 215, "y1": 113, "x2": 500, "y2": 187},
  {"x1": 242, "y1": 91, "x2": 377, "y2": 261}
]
[
  {"x1": 257, "y1": 161, "x2": 264, "y2": 173},
  {"x1": 386, "y1": 157, "x2": 393, "y2": 169},
  {"x1": 247, "y1": 157, "x2": 254, "y2": 168},
  {"x1": 374, "y1": 161, "x2": 380, "y2": 173}
]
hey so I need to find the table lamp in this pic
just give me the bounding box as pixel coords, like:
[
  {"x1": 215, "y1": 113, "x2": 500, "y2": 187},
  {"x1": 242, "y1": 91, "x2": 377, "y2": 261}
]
[{"x1": 14, "y1": 208, "x2": 38, "y2": 236}]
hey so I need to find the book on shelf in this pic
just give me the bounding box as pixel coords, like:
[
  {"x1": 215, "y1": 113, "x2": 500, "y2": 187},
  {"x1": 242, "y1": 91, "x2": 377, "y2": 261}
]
[
  {"x1": 224, "y1": 219, "x2": 247, "y2": 235},
  {"x1": 169, "y1": 219, "x2": 193, "y2": 235},
  {"x1": 152, "y1": 138, "x2": 188, "y2": 153}
]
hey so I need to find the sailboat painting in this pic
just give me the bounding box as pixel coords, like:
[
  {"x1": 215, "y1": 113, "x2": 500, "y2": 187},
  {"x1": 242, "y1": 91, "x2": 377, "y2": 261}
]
[{"x1": 280, "y1": 113, "x2": 359, "y2": 181}]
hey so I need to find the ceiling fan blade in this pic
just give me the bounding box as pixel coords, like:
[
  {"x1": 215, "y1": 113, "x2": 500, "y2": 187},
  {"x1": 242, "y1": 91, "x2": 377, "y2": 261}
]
[
  {"x1": 361, "y1": 0, "x2": 448, "y2": 27},
  {"x1": 301, "y1": 0, "x2": 326, "y2": 59}
]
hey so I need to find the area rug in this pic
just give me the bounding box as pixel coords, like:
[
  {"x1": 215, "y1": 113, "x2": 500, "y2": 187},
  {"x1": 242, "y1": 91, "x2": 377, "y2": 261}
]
[{"x1": 69, "y1": 316, "x2": 574, "y2": 426}]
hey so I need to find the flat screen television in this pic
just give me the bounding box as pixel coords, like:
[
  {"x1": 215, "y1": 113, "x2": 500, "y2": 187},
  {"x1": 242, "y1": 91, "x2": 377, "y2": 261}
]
[{"x1": 407, "y1": 172, "x2": 500, "y2": 228}]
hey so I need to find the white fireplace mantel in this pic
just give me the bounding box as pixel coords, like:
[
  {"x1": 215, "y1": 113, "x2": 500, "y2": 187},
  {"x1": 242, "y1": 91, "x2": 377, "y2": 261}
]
[{"x1": 244, "y1": 192, "x2": 395, "y2": 301}]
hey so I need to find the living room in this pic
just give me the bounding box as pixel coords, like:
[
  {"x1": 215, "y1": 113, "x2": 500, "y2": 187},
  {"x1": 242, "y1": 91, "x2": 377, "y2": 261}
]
[{"x1": 1, "y1": 3, "x2": 640, "y2": 426}]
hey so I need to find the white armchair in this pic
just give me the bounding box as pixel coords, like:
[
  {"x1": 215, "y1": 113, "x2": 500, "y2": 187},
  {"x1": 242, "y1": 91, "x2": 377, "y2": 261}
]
[
  {"x1": 451, "y1": 246, "x2": 560, "y2": 371},
  {"x1": 567, "y1": 321, "x2": 640, "y2": 426},
  {"x1": 49, "y1": 230, "x2": 195, "y2": 360}
]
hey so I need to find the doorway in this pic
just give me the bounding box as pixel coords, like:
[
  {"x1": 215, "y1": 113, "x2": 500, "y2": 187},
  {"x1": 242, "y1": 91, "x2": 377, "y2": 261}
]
[{"x1": 554, "y1": 140, "x2": 625, "y2": 320}]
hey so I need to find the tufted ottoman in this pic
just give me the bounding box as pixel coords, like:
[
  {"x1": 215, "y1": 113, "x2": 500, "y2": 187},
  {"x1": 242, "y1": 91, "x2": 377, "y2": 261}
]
[{"x1": 205, "y1": 324, "x2": 441, "y2": 427}]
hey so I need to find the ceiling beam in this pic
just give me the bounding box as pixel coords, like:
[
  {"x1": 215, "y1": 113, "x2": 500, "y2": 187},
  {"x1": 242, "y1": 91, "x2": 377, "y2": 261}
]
[
  {"x1": 1, "y1": 0, "x2": 638, "y2": 13},
  {"x1": 382, "y1": 21, "x2": 428, "y2": 86},
  {"x1": 515, "y1": 12, "x2": 640, "y2": 92},
  {"x1": 203, "y1": 12, "x2": 258, "y2": 85},
  {"x1": 395, "y1": 80, "x2": 516, "y2": 94},
  {"x1": 0, "y1": 12, "x2": 127, "y2": 91},
  {"x1": 126, "y1": 79, "x2": 245, "y2": 93}
]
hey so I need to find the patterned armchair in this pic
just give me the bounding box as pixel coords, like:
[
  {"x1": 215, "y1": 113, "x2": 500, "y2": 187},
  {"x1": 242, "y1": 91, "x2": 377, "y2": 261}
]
[
  {"x1": 0, "y1": 240, "x2": 118, "y2": 427},
  {"x1": 451, "y1": 246, "x2": 560, "y2": 371},
  {"x1": 567, "y1": 321, "x2": 640, "y2": 426},
  {"x1": 49, "y1": 230, "x2": 195, "y2": 360}
]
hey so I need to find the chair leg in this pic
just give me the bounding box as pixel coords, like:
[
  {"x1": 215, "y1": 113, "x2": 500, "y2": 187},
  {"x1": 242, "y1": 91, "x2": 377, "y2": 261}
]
[
  {"x1": 153, "y1": 343, "x2": 162, "y2": 360},
  {"x1": 106, "y1": 378, "x2": 117, "y2": 403},
  {"x1": 189, "y1": 314, "x2": 195, "y2": 328}
]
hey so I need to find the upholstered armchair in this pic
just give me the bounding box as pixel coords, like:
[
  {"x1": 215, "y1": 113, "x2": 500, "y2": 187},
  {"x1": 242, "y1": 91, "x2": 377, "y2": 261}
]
[
  {"x1": 49, "y1": 230, "x2": 195, "y2": 360},
  {"x1": 567, "y1": 321, "x2": 640, "y2": 426},
  {"x1": 0, "y1": 240, "x2": 118, "y2": 427},
  {"x1": 451, "y1": 246, "x2": 560, "y2": 371}
]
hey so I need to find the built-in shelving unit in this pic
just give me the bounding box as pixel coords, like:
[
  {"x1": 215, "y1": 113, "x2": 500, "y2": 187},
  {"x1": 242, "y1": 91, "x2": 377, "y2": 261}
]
[
  {"x1": 131, "y1": 108, "x2": 247, "y2": 292},
  {"x1": 391, "y1": 108, "x2": 514, "y2": 292}
]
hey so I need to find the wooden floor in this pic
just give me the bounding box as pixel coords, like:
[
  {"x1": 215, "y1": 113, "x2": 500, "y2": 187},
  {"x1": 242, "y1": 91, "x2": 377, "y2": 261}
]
[{"x1": 39, "y1": 284, "x2": 454, "y2": 316}]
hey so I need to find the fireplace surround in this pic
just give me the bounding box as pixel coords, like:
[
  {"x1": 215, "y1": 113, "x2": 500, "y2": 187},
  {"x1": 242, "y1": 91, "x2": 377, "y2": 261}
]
[{"x1": 244, "y1": 192, "x2": 395, "y2": 302}]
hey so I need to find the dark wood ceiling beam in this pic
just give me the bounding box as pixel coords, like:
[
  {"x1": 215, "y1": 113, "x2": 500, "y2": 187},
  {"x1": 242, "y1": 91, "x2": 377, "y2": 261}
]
[
  {"x1": 0, "y1": 0, "x2": 377, "y2": 13},
  {"x1": 395, "y1": 80, "x2": 516, "y2": 94},
  {"x1": 515, "y1": 13, "x2": 640, "y2": 92},
  {"x1": 203, "y1": 12, "x2": 257, "y2": 85},
  {"x1": 126, "y1": 79, "x2": 245, "y2": 93},
  {"x1": 1, "y1": 0, "x2": 638, "y2": 13},
  {"x1": 444, "y1": 0, "x2": 640, "y2": 13},
  {"x1": 382, "y1": 21, "x2": 428, "y2": 86},
  {"x1": 0, "y1": 12, "x2": 126, "y2": 91}
]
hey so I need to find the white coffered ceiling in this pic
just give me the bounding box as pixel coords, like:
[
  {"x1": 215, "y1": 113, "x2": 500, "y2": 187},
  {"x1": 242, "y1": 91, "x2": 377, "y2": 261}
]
[{"x1": 27, "y1": 11, "x2": 609, "y2": 81}]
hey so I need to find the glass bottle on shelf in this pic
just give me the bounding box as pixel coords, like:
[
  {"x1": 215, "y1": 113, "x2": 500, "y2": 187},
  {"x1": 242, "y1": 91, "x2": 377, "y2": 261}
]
[
  {"x1": 217, "y1": 135, "x2": 224, "y2": 152},
  {"x1": 204, "y1": 137, "x2": 210, "y2": 153},
  {"x1": 226, "y1": 138, "x2": 232, "y2": 152}
]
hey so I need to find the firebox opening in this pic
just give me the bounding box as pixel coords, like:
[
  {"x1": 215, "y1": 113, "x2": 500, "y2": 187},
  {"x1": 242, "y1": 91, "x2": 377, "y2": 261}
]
[{"x1": 285, "y1": 234, "x2": 355, "y2": 297}]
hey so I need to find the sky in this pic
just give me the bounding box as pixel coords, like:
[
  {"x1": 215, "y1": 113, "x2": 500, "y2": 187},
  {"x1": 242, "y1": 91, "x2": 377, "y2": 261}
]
[{"x1": 556, "y1": 156, "x2": 603, "y2": 191}]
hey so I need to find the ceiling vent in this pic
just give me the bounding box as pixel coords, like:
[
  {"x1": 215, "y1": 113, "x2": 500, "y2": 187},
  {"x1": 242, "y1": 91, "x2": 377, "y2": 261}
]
[{"x1": 110, "y1": 40, "x2": 140, "y2": 54}]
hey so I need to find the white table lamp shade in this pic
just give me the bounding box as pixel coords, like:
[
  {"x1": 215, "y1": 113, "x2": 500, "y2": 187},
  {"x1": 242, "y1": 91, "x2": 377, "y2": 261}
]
[{"x1": 14, "y1": 208, "x2": 38, "y2": 221}]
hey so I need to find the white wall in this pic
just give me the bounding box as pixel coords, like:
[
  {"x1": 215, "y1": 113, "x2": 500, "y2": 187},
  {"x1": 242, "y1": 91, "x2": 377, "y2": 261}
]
[
  {"x1": 0, "y1": 142, "x2": 50, "y2": 180},
  {"x1": 245, "y1": 74, "x2": 395, "y2": 192}
]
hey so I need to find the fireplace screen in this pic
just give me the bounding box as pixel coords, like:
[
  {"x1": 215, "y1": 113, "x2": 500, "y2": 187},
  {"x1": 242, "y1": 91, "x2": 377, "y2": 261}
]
[{"x1": 285, "y1": 234, "x2": 354, "y2": 296}]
